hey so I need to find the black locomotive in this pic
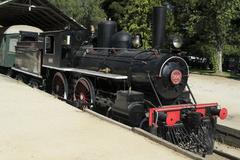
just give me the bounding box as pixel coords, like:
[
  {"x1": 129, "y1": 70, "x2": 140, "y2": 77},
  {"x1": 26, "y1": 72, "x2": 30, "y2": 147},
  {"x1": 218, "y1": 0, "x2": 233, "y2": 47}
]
[{"x1": 9, "y1": 7, "x2": 227, "y2": 155}]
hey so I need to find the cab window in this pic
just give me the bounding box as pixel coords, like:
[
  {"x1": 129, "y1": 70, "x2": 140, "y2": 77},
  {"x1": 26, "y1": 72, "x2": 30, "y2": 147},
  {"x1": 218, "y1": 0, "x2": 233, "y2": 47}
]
[{"x1": 45, "y1": 36, "x2": 54, "y2": 54}]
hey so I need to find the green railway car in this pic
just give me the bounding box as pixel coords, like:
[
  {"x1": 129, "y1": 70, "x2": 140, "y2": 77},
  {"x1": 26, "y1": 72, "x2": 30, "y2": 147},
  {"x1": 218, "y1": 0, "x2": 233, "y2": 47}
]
[{"x1": 0, "y1": 25, "x2": 42, "y2": 69}]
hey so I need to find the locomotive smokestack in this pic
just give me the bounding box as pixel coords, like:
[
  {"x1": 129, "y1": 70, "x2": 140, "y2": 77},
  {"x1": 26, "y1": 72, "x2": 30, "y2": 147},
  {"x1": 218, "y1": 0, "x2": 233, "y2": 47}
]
[{"x1": 152, "y1": 7, "x2": 166, "y2": 49}]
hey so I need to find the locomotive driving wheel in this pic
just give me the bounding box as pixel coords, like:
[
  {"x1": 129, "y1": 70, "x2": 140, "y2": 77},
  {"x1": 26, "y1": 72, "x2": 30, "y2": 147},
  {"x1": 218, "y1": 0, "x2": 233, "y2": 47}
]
[
  {"x1": 52, "y1": 72, "x2": 68, "y2": 99},
  {"x1": 73, "y1": 77, "x2": 95, "y2": 109}
]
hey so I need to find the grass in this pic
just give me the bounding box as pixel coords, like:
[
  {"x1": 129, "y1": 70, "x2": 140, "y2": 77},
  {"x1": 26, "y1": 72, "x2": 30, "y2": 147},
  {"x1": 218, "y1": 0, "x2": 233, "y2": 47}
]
[{"x1": 190, "y1": 68, "x2": 240, "y2": 80}]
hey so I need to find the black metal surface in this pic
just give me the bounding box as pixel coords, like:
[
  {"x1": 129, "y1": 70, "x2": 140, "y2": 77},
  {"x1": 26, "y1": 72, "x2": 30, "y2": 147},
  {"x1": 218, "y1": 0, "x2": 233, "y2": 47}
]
[
  {"x1": 186, "y1": 84, "x2": 197, "y2": 104},
  {"x1": 163, "y1": 119, "x2": 215, "y2": 155},
  {"x1": 73, "y1": 49, "x2": 188, "y2": 101},
  {"x1": 112, "y1": 90, "x2": 145, "y2": 127},
  {"x1": 113, "y1": 90, "x2": 144, "y2": 114},
  {"x1": 97, "y1": 21, "x2": 117, "y2": 48},
  {"x1": 41, "y1": 30, "x2": 89, "y2": 68},
  {"x1": 111, "y1": 31, "x2": 131, "y2": 48},
  {"x1": 152, "y1": 7, "x2": 166, "y2": 49},
  {"x1": 148, "y1": 73, "x2": 162, "y2": 106}
]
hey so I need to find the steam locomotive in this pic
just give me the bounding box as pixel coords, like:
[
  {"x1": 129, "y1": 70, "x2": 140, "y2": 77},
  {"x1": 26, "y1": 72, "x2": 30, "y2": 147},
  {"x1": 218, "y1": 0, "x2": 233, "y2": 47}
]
[{"x1": 4, "y1": 7, "x2": 227, "y2": 155}]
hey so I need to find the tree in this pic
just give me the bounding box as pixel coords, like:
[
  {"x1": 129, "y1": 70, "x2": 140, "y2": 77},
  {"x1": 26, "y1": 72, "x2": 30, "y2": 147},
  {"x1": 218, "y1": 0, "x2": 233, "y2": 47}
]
[
  {"x1": 102, "y1": 0, "x2": 128, "y2": 22},
  {"x1": 169, "y1": 0, "x2": 240, "y2": 72},
  {"x1": 103, "y1": 0, "x2": 176, "y2": 48},
  {"x1": 49, "y1": 0, "x2": 106, "y2": 28},
  {"x1": 199, "y1": 0, "x2": 240, "y2": 72}
]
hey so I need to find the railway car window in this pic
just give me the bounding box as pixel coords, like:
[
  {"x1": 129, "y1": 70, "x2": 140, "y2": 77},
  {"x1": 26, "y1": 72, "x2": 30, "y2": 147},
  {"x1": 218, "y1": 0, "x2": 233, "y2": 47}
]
[
  {"x1": 20, "y1": 31, "x2": 38, "y2": 42},
  {"x1": 8, "y1": 38, "x2": 18, "y2": 53},
  {"x1": 45, "y1": 36, "x2": 54, "y2": 54},
  {"x1": 21, "y1": 36, "x2": 37, "y2": 41}
]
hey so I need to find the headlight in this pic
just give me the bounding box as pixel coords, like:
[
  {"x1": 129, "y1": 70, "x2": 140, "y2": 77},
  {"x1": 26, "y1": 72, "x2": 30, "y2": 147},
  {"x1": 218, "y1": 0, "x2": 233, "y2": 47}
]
[{"x1": 173, "y1": 36, "x2": 183, "y2": 49}]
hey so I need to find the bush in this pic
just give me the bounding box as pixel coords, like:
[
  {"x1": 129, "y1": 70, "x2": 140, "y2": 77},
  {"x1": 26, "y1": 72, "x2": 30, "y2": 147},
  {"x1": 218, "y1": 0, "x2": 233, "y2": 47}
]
[
  {"x1": 223, "y1": 45, "x2": 240, "y2": 56},
  {"x1": 187, "y1": 43, "x2": 218, "y2": 71},
  {"x1": 200, "y1": 44, "x2": 218, "y2": 72}
]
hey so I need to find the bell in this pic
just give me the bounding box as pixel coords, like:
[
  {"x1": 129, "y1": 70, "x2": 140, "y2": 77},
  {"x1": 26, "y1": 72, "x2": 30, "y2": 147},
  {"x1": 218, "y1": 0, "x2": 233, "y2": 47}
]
[
  {"x1": 132, "y1": 34, "x2": 142, "y2": 48},
  {"x1": 90, "y1": 25, "x2": 95, "y2": 34}
]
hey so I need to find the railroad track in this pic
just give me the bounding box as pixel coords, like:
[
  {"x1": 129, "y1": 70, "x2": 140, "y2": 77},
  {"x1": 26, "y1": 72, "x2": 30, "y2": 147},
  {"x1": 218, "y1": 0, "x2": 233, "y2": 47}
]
[
  {"x1": 40, "y1": 95, "x2": 240, "y2": 160},
  {"x1": 206, "y1": 142, "x2": 240, "y2": 160},
  {"x1": 84, "y1": 109, "x2": 204, "y2": 160},
  {"x1": 85, "y1": 108, "x2": 240, "y2": 160},
  {"x1": 212, "y1": 149, "x2": 240, "y2": 160},
  {"x1": 66, "y1": 102, "x2": 240, "y2": 160},
  {"x1": 216, "y1": 124, "x2": 240, "y2": 148},
  {"x1": 206, "y1": 124, "x2": 240, "y2": 159}
]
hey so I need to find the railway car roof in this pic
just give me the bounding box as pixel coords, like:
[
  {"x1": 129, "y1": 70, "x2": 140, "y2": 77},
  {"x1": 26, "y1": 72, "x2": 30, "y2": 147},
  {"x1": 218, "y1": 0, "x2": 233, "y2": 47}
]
[
  {"x1": 3, "y1": 25, "x2": 43, "y2": 34},
  {"x1": 0, "y1": 0, "x2": 86, "y2": 31}
]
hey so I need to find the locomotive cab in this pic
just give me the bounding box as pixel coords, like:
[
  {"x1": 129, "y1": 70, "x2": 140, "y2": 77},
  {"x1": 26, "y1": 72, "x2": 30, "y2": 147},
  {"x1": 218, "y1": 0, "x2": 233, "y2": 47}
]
[{"x1": 41, "y1": 29, "x2": 89, "y2": 68}]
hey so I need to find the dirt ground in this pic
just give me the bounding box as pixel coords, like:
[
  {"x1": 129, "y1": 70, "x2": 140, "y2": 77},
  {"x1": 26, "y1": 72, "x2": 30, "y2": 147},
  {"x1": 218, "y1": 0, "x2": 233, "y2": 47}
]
[
  {"x1": 189, "y1": 74, "x2": 240, "y2": 130},
  {"x1": 0, "y1": 74, "x2": 190, "y2": 160}
]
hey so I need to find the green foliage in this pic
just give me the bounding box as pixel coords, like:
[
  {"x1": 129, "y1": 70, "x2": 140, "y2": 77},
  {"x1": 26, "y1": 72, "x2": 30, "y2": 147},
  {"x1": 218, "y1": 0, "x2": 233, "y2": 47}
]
[
  {"x1": 120, "y1": 0, "x2": 159, "y2": 48},
  {"x1": 49, "y1": 0, "x2": 106, "y2": 27},
  {"x1": 168, "y1": 0, "x2": 240, "y2": 72},
  {"x1": 201, "y1": 44, "x2": 218, "y2": 72},
  {"x1": 188, "y1": 42, "x2": 218, "y2": 71},
  {"x1": 104, "y1": 0, "x2": 177, "y2": 48},
  {"x1": 108, "y1": 0, "x2": 178, "y2": 48},
  {"x1": 223, "y1": 45, "x2": 240, "y2": 56},
  {"x1": 102, "y1": 0, "x2": 128, "y2": 22}
]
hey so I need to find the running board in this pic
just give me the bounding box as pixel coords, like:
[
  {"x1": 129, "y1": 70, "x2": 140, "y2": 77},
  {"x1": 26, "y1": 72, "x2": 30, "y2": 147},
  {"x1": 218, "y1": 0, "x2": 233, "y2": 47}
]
[
  {"x1": 12, "y1": 67, "x2": 42, "y2": 78},
  {"x1": 42, "y1": 65, "x2": 128, "y2": 80}
]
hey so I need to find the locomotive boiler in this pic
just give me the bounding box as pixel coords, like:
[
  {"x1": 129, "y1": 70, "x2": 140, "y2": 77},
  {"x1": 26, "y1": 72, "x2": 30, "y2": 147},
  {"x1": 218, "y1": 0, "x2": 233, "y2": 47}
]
[{"x1": 11, "y1": 6, "x2": 228, "y2": 156}]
